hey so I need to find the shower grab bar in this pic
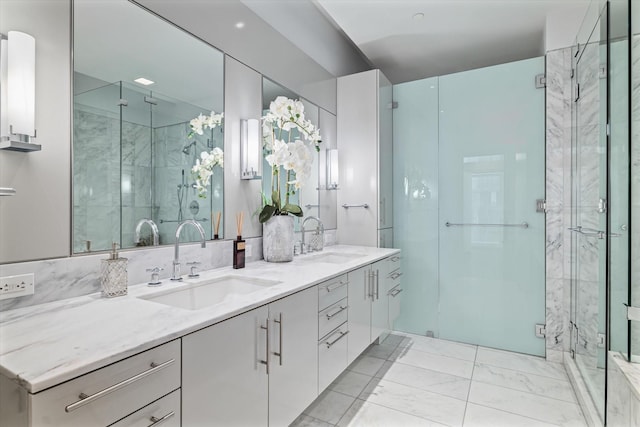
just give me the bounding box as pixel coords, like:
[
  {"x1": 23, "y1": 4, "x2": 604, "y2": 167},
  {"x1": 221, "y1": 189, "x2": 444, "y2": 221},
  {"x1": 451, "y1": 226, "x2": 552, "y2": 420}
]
[
  {"x1": 160, "y1": 218, "x2": 209, "y2": 224},
  {"x1": 342, "y1": 204, "x2": 369, "y2": 209},
  {"x1": 568, "y1": 226, "x2": 621, "y2": 239},
  {"x1": 445, "y1": 221, "x2": 529, "y2": 229}
]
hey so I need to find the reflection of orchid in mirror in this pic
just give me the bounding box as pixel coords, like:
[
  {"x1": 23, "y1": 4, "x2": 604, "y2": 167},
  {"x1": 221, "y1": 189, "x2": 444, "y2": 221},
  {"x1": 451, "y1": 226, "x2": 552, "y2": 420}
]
[
  {"x1": 188, "y1": 111, "x2": 224, "y2": 198},
  {"x1": 188, "y1": 111, "x2": 224, "y2": 137},
  {"x1": 192, "y1": 147, "x2": 223, "y2": 198},
  {"x1": 260, "y1": 96, "x2": 321, "y2": 223}
]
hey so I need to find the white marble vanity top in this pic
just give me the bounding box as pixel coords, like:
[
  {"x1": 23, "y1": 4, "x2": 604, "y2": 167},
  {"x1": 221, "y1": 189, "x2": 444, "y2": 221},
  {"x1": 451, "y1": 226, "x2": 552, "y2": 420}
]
[{"x1": 0, "y1": 245, "x2": 399, "y2": 393}]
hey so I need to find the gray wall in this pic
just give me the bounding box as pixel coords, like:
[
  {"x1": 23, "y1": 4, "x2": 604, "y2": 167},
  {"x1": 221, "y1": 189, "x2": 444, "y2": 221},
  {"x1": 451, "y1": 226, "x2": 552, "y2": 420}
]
[{"x1": 0, "y1": 0, "x2": 71, "y2": 263}]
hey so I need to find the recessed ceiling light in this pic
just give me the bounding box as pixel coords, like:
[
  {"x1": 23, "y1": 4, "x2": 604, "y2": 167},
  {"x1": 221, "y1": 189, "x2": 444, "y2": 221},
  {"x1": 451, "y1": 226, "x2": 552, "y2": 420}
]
[
  {"x1": 413, "y1": 12, "x2": 424, "y2": 20},
  {"x1": 134, "y1": 77, "x2": 154, "y2": 86},
  {"x1": 235, "y1": 22, "x2": 245, "y2": 29}
]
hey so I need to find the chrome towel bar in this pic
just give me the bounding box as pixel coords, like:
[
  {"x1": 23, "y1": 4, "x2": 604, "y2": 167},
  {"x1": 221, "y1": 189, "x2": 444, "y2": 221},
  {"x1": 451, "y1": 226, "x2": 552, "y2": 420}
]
[
  {"x1": 342, "y1": 204, "x2": 369, "y2": 209},
  {"x1": 445, "y1": 221, "x2": 529, "y2": 229}
]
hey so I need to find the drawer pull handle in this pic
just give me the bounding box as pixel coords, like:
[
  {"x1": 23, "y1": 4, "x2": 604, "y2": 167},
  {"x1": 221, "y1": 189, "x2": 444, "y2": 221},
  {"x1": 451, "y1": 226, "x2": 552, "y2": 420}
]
[
  {"x1": 390, "y1": 272, "x2": 403, "y2": 280},
  {"x1": 326, "y1": 330, "x2": 349, "y2": 348},
  {"x1": 65, "y1": 359, "x2": 175, "y2": 413},
  {"x1": 326, "y1": 305, "x2": 348, "y2": 319},
  {"x1": 391, "y1": 288, "x2": 404, "y2": 297},
  {"x1": 390, "y1": 256, "x2": 401, "y2": 262},
  {"x1": 149, "y1": 411, "x2": 175, "y2": 426},
  {"x1": 326, "y1": 281, "x2": 348, "y2": 292}
]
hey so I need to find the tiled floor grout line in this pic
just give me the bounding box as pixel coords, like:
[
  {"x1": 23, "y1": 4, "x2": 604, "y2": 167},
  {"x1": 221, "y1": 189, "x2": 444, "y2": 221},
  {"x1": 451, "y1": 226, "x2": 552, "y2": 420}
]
[
  {"x1": 461, "y1": 345, "x2": 479, "y2": 426},
  {"x1": 473, "y1": 360, "x2": 571, "y2": 382},
  {"x1": 468, "y1": 401, "x2": 565, "y2": 427},
  {"x1": 470, "y1": 378, "x2": 581, "y2": 405}
]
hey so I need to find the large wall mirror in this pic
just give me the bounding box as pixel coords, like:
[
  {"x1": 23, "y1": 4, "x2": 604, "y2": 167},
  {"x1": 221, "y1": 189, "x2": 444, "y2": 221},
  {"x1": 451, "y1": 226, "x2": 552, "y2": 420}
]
[
  {"x1": 262, "y1": 77, "x2": 337, "y2": 232},
  {"x1": 73, "y1": 0, "x2": 224, "y2": 254}
]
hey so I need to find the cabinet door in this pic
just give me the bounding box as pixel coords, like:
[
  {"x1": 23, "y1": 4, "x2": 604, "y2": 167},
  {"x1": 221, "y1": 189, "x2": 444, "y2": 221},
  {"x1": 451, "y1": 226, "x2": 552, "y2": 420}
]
[
  {"x1": 337, "y1": 70, "x2": 378, "y2": 247},
  {"x1": 268, "y1": 287, "x2": 318, "y2": 427},
  {"x1": 389, "y1": 283, "x2": 403, "y2": 330},
  {"x1": 370, "y1": 260, "x2": 389, "y2": 341},
  {"x1": 182, "y1": 306, "x2": 269, "y2": 427},
  {"x1": 348, "y1": 265, "x2": 372, "y2": 364}
]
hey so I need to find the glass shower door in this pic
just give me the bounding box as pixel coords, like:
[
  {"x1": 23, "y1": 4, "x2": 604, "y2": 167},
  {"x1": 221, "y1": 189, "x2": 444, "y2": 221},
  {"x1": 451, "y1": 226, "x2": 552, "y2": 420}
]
[
  {"x1": 438, "y1": 57, "x2": 546, "y2": 356},
  {"x1": 570, "y1": 5, "x2": 608, "y2": 419}
]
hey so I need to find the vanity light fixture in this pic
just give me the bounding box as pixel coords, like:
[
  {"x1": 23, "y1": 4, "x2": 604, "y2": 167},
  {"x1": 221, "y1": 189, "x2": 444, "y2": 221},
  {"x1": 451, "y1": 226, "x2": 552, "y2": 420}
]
[
  {"x1": 326, "y1": 148, "x2": 339, "y2": 190},
  {"x1": 0, "y1": 31, "x2": 40, "y2": 152},
  {"x1": 240, "y1": 118, "x2": 261, "y2": 180},
  {"x1": 134, "y1": 77, "x2": 155, "y2": 86}
]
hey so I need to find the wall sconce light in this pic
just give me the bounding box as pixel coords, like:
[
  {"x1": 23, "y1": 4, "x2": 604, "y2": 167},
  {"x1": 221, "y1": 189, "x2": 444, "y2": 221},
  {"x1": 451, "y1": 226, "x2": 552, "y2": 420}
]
[
  {"x1": 240, "y1": 118, "x2": 261, "y2": 180},
  {"x1": 0, "y1": 31, "x2": 40, "y2": 152},
  {"x1": 326, "y1": 148, "x2": 339, "y2": 190}
]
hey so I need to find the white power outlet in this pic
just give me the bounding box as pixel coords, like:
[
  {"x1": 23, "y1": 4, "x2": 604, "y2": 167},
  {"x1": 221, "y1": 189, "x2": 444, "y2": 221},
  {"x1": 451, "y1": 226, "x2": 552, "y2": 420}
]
[{"x1": 0, "y1": 273, "x2": 35, "y2": 301}]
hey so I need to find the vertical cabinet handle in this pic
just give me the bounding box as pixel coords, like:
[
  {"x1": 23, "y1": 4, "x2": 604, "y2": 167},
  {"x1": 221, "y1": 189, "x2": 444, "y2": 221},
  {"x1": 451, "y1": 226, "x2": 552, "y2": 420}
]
[
  {"x1": 274, "y1": 313, "x2": 283, "y2": 366},
  {"x1": 148, "y1": 411, "x2": 175, "y2": 426},
  {"x1": 364, "y1": 270, "x2": 369, "y2": 300},
  {"x1": 260, "y1": 319, "x2": 270, "y2": 375},
  {"x1": 375, "y1": 270, "x2": 380, "y2": 300}
]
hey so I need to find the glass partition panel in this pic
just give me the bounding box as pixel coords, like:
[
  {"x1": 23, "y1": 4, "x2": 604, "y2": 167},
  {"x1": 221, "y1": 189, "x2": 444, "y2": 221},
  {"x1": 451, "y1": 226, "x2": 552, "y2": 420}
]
[
  {"x1": 438, "y1": 57, "x2": 546, "y2": 356},
  {"x1": 631, "y1": 0, "x2": 640, "y2": 361}
]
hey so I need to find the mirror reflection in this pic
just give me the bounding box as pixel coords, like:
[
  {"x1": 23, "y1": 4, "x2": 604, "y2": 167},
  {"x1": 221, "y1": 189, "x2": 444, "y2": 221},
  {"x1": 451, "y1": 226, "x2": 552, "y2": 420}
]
[{"x1": 73, "y1": 0, "x2": 225, "y2": 253}]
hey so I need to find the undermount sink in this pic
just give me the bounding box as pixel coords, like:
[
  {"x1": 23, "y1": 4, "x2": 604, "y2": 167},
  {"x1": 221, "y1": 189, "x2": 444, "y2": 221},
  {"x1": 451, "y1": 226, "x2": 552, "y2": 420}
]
[
  {"x1": 139, "y1": 275, "x2": 280, "y2": 310},
  {"x1": 298, "y1": 252, "x2": 366, "y2": 264}
]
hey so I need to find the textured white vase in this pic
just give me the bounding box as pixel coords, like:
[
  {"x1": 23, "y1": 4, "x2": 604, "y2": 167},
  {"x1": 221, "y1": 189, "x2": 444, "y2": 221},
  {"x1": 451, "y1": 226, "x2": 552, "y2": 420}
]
[{"x1": 263, "y1": 215, "x2": 294, "y2": 262}]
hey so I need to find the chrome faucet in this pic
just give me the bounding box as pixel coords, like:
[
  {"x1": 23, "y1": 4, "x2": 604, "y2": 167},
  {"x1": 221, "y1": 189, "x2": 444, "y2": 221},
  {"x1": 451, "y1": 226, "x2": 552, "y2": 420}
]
[
  {"x1": 171, "y1": 219, "x2": 206, "y2": 281},
  {"x1": 135, "y1": 218, "x2": 159, "y2": 246},
  {"x1": 301, "y1": 216, "x2": 324, "y2": 254}
]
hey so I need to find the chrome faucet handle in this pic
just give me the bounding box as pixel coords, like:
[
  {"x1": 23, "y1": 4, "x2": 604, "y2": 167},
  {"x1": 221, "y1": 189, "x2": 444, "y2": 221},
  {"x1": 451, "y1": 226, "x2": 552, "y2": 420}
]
[
  {"x1": 146, "y1": 267, "x2": 163, "y2": 286},
  {"x1": 186, "y1": 261, "x2": 201, "y2": 278}
]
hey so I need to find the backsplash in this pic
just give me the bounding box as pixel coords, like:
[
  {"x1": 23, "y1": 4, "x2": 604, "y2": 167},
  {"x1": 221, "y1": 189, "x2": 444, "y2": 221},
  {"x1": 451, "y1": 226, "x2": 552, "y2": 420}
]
[{"x1": 0, "y1": 229, "x2": 338, "y2": 312}]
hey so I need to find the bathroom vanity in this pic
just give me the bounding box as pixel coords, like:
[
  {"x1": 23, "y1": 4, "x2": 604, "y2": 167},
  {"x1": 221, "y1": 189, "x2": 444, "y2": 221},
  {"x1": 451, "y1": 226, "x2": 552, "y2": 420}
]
[{"x1": 0, "y1": 245, "x2": 402, "y2": 426}]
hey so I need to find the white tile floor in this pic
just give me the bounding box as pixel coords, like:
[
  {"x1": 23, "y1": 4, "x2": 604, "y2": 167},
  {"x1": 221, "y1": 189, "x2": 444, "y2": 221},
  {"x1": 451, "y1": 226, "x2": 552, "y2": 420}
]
[{"x1": 292, "y1": 333, "x2": 587, "y2": 427}]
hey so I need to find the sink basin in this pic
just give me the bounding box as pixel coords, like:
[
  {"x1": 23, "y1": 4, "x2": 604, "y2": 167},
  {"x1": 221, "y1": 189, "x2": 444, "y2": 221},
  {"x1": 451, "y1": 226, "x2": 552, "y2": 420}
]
[
  {"x1": 139, "y1": 275, "x2": 280, "y2": 310},
  {"x1": 298, "y1": 252, "x2": 366, "y2": 264}
]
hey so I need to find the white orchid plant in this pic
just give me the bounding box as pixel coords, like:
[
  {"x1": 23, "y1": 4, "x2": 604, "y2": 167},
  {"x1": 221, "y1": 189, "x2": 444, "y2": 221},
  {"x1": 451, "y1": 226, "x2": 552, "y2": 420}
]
[
  {"x1": 189, "y1": 112, "x2": 224, "y2": 198},
  {"x1": 260, "y1": 96, "x2": 321, "y2": 223}
]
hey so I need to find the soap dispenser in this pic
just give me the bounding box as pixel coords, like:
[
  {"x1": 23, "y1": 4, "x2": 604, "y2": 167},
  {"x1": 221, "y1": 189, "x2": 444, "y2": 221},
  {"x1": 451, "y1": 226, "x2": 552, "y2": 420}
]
[{"x1": 100, "y1": 243, "x2": 128, "y2": 297}]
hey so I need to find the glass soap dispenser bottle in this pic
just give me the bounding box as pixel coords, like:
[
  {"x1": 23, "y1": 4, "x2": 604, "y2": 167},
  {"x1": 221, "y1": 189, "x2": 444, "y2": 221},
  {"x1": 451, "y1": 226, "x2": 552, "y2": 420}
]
[{"x1": 100, "y1": 242, "x2": 128, "y2": 297}]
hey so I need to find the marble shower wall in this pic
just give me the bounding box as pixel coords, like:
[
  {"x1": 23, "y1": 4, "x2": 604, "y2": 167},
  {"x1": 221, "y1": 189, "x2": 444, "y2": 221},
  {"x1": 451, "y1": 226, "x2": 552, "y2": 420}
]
[{"x1": 545, "y1": 48, "x2": 573, "y2": 362}]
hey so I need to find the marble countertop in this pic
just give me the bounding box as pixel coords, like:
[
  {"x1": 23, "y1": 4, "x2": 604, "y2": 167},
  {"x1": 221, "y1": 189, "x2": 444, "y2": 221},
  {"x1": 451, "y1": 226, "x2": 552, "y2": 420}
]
[{"x1": 0, "y1": 245, "x2": 399, "y2": 393}]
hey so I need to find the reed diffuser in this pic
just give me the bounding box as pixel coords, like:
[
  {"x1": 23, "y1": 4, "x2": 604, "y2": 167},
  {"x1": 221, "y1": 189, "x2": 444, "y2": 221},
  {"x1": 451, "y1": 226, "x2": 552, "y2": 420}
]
[
  {"x1": 212, "y1": 211, "x2": 221, "y2": 240},
  {"x1": 233, "y1": 212, "x2": 245, "y2": 269}
]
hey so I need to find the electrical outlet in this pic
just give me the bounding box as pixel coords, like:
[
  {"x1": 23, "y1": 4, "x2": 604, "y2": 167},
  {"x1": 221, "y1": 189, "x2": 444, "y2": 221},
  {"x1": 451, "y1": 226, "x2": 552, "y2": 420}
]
[
  {"x1": 245, "y1": 244, "x2": 252, "y2": 258},
  {"x1": 0, "y1": 273, "x2": 35, "y2": 301}
]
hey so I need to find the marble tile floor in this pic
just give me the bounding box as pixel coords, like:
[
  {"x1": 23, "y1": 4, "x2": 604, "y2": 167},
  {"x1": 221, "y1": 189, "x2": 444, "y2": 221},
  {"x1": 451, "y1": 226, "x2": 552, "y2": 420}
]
[{"x1": 292, "y1": 332, "x2": 587, "y2": 427}]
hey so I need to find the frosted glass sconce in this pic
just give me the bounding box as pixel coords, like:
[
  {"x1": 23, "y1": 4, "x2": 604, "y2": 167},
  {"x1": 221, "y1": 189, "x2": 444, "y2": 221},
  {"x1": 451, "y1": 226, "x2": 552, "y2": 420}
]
[
  {"x1": 326, "y1": 148, "x2": 339, "y2": 190},
  {"x1": 0, "y1": 31, "x2": 40, "y2": 152},
  {"x1": 240, "y1": 119, "x2": 261, "y2": 179}
]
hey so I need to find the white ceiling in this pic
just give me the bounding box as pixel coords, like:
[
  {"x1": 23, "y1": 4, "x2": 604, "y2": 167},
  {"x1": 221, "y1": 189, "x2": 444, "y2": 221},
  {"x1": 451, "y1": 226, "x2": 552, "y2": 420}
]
[{"x1": 315, "y1": 0, "x2": 590, "y2": 83}]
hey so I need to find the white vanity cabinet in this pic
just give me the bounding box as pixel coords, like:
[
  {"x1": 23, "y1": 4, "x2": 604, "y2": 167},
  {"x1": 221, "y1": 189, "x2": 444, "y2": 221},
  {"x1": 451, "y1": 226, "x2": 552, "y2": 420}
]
[
  {"x1": 181, "y1": 286, "x2": 318, "y2": 427},
  {"x1": 0, "y1": 340, "x2": 181, "y2": 427},
  {"x1": 317, "y1": 274, "x2": 349, "y2": 392},
  {"x1": 347, "y1": 259, "x2": 388, "y2": 364},
  {"x1": 182, "y1": 305, "x2": 269, "y2": 427},
  {"x1": 268, "y1": 286, "x2": 318, "y2": 427},
  {"x1": 386, "y1": 255, "x2": 403, "y2": 330},
  {"x1": 337, "y1": 69, "x2": 393, "y2": 247}
]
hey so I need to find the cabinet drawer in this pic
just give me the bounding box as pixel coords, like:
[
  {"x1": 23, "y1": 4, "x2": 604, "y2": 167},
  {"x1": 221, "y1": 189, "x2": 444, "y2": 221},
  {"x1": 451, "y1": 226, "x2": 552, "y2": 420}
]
[
  {"x1": 110, "y1": 389, "x2": 180, "y2": 427},
  {"x1": 318, "y1": 274, "x2": 348, "y2": 311},
  {"x1": 31, "y1": 340, "x2": 181, "y2": 427},
  {"x1": 388, "y1": 283, "x2": 403, "y2": 328},
  {"x1": 387, "y1": 269, "x2": 403, "y2": 291},
  {"x1": 318, "y1": 298, "x2": 348, "y2": 339},
  {"x1": 318, "y1": 325, "x2": 349, "y2": 392},
  {"x1": 385, "y1": 255, "x2": 402, "y2": 277}
]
